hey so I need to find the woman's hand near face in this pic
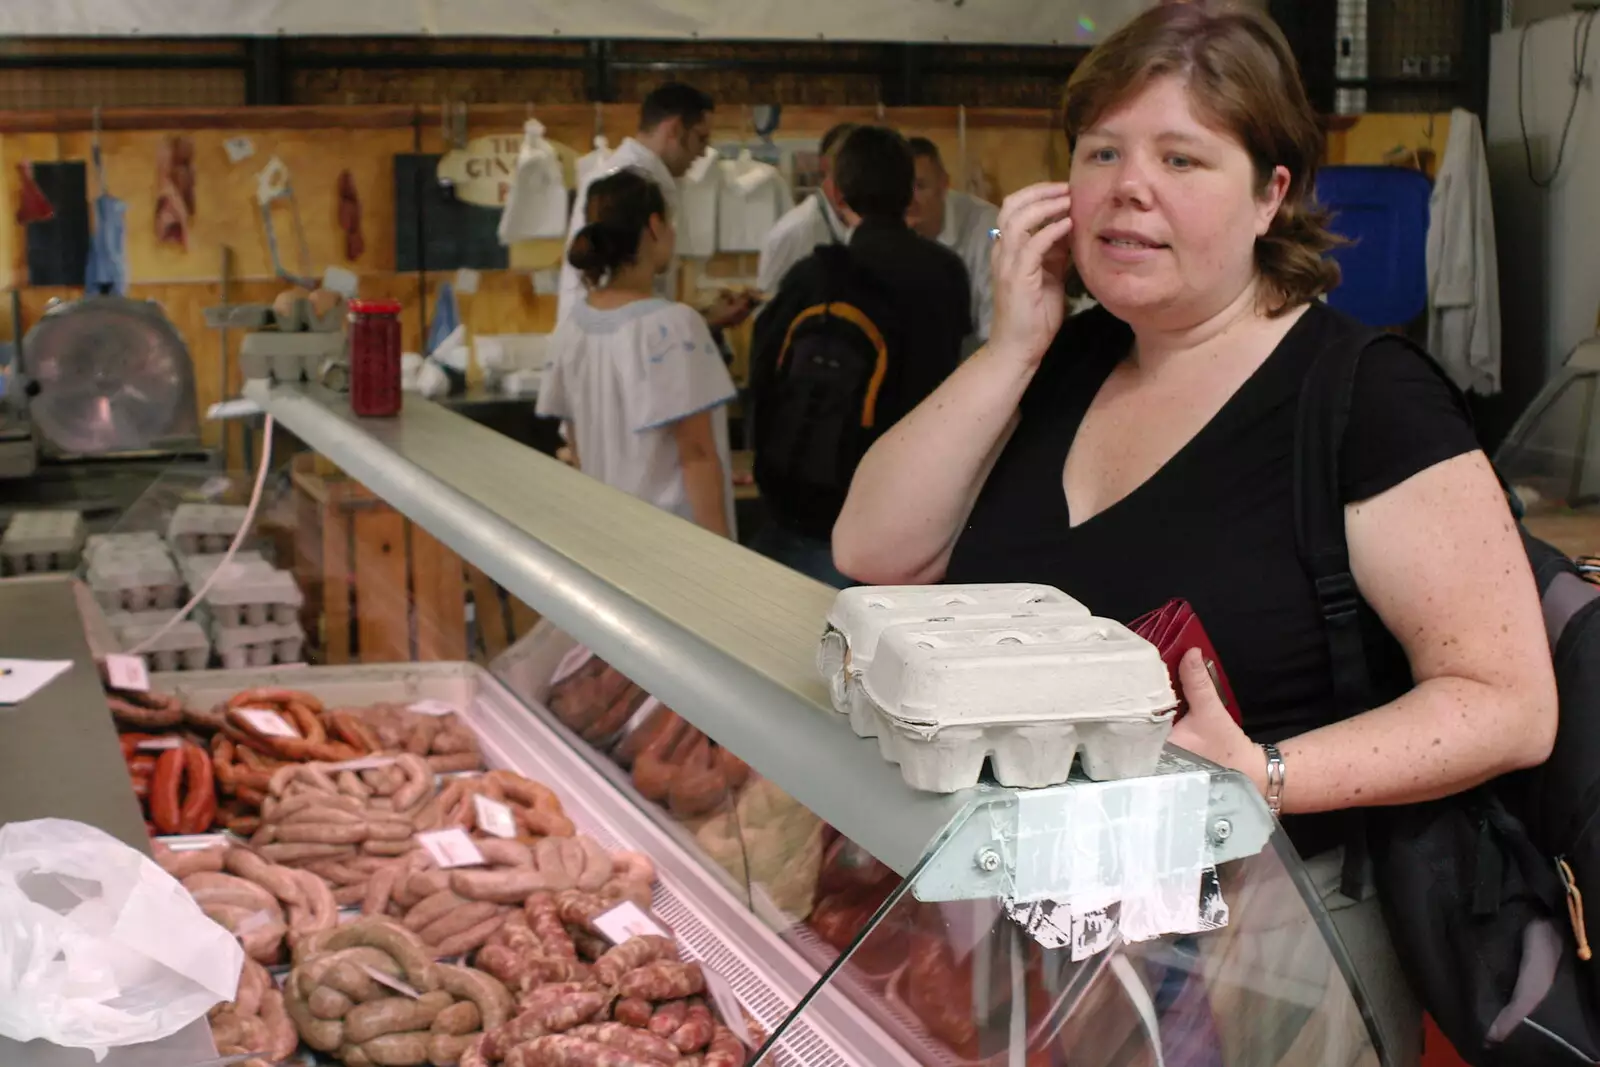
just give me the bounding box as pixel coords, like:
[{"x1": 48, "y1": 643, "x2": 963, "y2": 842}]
[{"x1": 988, "y1": 182, "x2": 1075, "y2": 368}]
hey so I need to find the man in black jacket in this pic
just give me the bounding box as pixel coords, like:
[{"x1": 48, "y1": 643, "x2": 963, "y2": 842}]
[{"x1": 749, "y1": 126, "x2": 972, "y2": 586}]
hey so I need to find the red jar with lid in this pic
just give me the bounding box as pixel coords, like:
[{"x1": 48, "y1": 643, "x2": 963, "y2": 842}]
[{"x1": 348, "y1": 299, "x2": 403, "y2": 417}]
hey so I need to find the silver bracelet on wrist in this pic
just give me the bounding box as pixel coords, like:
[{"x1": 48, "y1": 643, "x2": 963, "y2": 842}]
[{"x1": 1262, "y1": 742, "x2": 1286, "y2": 818}]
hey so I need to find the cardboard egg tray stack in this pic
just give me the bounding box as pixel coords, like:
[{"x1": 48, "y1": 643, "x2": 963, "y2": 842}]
[
  {"x1": 178, "y1": 552, "x2": 306, "y2": 669},
  {"x1": 1, "y1": 509, "x2": 86, "y2": 575}
]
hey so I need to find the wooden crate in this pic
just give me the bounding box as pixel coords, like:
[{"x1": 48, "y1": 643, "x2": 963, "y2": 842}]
[{"x1": 290, "y1": 453, "x2": 540, "y2": 664}]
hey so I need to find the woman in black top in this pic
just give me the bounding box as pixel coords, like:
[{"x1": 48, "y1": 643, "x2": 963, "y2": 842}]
[{"x1": 832, "y1": 6, "x2": 1555, "y2": 1064}]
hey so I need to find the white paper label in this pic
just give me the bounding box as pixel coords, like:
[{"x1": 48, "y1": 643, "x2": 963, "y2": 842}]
[
  {"x1": 361, "y1": 964, "x2": 421, "y2": 999},
  {"x1": 591, "y1": 900, "x2": 669, "y2": 945},
  {"x1": 416, "y1": 828, "x2": 485, "y2": 869},
  {"x1": 702, "y1": 966, "x2": 756, "y2": 1048},
  {"x1": 162, "y1": 833, "x2": 230, "y2": 851},
  {"x1": 235, "y1": 909, "x2": 276, "y2": 935},
  {"x1": 224, "y1": 136, "x2": 256, "y2": 163},
  {"x1": 136, "y1": 736, "x2": 182, "y2": 751},
  {"x1": 200, "y1": 476, "x2": 233, "y2": 500},
  {"x1": 237, "y1": 707, "x2": 300, "y2": 739},
  {"x1": 549, "y1": 644, "x2": 595, "y2": 687},
  {"x1": 474, "y1": 794, "x2": 518, "y2": 840},
  {"x1": 324, "y1": 755, "x2": 398, "y2": 773},
  {"x1": 407, "y1": 699, "x2": 457, "y2": 717},
  {"x1": 0, "y1": 658, "x2": 74, "y2": 705},
  {"x1": 105, "y1": 653, "x2": 150, "y2": 692},
  {"x1": 454, "y1": 267, "x2": 481, "y2": 295}
]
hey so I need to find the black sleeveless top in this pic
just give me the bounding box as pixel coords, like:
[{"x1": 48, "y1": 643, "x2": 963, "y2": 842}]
[{"x1": 945, "y1": 303, "x2": 1479, "y2": 855}]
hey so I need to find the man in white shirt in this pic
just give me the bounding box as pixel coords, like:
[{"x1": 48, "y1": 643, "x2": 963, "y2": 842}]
[
  {"x1": 906, "y1": 137, "x2": 998, "y2": 342},
  {"x1": 754, "y1": 123, "x2": 856, "y2": 296},
  {"x1": 558, "y1": 82, "x2": 753, "y2": 331}
]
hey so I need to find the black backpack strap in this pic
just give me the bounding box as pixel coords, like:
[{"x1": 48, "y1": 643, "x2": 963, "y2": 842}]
[
  {"x1": 1293, "y1": 331, "x2": 1377, "y2": 714},
  {"x1": 1293, "y1": 324, "x2": 1384, "y2": 899}
]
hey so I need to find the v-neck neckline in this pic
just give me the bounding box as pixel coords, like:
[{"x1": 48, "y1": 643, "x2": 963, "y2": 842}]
[{"x1": 1054, "y1": 303, "x2": 1323, "y2": 532}]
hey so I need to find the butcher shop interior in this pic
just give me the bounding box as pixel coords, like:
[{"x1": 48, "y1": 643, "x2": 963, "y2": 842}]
[{"x1": 2, "y1": 2, "x2": 1600, "y2": 1067}]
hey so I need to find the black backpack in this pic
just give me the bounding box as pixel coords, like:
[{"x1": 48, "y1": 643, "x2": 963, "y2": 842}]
[
  {"x1": 751, "y1": 244, "x2": 900, "y2": 538},
  {"x1": 1295, "y1": 317, "x2": 1600, "y2": 1065}
]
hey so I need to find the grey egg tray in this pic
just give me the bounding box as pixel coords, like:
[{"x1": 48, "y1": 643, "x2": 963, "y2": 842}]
[
  {"x1": 1, "y1": 509, "x2": 86, "y2": 575},
  {"x1": 238, "y1": 330, "x2": 347, "y2": 384},
  {"x1": 166, "y1": 504, "x2": 250, "y2": 556},
  {"x1": 106, "y1": 610, "x2": 212, "y2": 672},
  {"x1": 201, "y1": 609, "x2": 307, "y2": 669}
]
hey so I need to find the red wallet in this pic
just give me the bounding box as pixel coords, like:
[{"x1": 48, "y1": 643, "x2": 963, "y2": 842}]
[{"x1": 1128, "y1": 599, "x2": 1241, "y2": 725}]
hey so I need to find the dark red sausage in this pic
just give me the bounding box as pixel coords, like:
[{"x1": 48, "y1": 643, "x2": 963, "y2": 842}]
[
  {"x1": 177, "y1": 743, "x2": 216, "y2": 833},
  {"x1": 150, "y1": 747, "x2": 184, "y2": 834}
]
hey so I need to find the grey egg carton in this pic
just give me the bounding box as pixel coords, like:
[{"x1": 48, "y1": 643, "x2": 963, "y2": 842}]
[
  {"x1": 84, "y1": 531, "x2": 168, "y2": 568},
  {"x1": 106, "y1": 610, "x2": 212, "y2": 672},
  {"x1": 238, "y1": 330, "x2": 347, "y2": 384},
  {"x1": 178, "y1": 554, "x2": 302, "y2": 625},
  {"x1": 1, "y1": 509, "x2": 86, "y2": 574},
  {"x1": 87, "y1": 549, "x2": 185, "y2": 612},
  {"x1": 205, "y1": 614, "x2": 307, "y2": 669},
  {"x1": 166, "y1": 504, "x2": 250, "y2": 555}
]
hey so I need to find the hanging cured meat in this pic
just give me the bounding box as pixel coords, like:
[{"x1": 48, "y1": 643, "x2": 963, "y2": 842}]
[
  {"x1": 337, "y1": 169, "x2": 364, "y2": 261},
  {"x1": 14, "y1": 162, "x2": 55, "y2": 224},
  {"x1": 154, "y1": 135, "x2": 196, "y2": 250}
]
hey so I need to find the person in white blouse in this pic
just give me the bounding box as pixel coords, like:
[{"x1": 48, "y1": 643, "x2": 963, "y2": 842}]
[
  {"x1": 754, "y1": 123, "x2": 857, "y2": 296},
  {"x1": 539, "y1": 169, "x2": 738, "y2": 539},
  {"x1": 906, "y1": 137, "x2": 999, "y2": 343},
  {"x1": 557, "y1": 82, "x2": 754, "y2": 333}
]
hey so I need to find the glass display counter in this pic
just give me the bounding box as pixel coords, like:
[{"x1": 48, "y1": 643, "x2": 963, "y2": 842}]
[{"x1": 81, "y1": 380, "x2": 1389, "y2": 1066}]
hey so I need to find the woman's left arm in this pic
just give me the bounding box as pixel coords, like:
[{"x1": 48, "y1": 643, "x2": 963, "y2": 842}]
[{"x1": 1171, "y1": 450, "x2": 1557, "y2": 811}]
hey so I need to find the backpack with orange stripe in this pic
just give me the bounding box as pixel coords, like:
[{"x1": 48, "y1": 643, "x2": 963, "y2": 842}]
[{"x1": 752, "y1": 245, "x2": 899, "y2": 538}]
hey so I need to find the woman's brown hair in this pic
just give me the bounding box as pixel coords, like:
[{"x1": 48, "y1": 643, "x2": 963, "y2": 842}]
[{"x1": 1062, "y1": 1, "x2": 1342, "y2": 313}]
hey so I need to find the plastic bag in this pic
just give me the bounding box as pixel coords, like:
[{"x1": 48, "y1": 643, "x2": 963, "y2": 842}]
[{"x1": 0, "y1": 818, "x2": 242, "y2": 1059}]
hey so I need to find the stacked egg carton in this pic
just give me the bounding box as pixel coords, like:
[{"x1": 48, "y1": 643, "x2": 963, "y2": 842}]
[
  {"x1": 105, "y1": 610, "x2": 212, "y2": 673},
  {"x1": 819, "y1": 584, "x2": 1178, "y2": 793},
  {"x1": 166, "y1": 503, "x2": 251, "y2": 556},
  {"x1": 1, "y1": 510, "x2": 86, "y2": 575},
  {"x1": 179, "y1": 553, "x2": 306, "y2": 669},
  {"x1": 85, "y1": 533, "x2": 184, "y2": 613}
]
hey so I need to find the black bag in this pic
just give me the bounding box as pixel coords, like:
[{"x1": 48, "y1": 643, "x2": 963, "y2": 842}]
[
  {"x1": 751, "y1": 244, "x2": 899, "y2": 538},
  {"x1": 1295, "y1": 317, "x2": 1600, "y2": 1065}
]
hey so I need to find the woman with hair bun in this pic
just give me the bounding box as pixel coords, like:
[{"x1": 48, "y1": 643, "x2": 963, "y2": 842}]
[
  {"x1": 537, "y1": 168, "x2": 737, "y2": 537},
  {"x1": 834, "y1": 4, "x2": 1556, "y2": 1063}
]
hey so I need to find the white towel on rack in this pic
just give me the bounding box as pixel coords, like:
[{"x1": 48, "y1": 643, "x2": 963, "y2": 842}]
[
  {"x1": 676, "y1": 148, "x2": 721, "y2": 259},
  {"x1": 498, "y1": 119, "x2": 569, "y2": 244},
  {"x1": 716, "y1": 150, "x2": 791, "y2": 254}
]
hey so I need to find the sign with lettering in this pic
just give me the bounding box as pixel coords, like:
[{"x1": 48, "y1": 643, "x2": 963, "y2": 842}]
[{"x1": 436, "y1": 135, "x2": 578, "y2": 208}]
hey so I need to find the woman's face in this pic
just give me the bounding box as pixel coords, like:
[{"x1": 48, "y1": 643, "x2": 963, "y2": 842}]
[{"x1": 1069, "y1": 75, "x2": 1290, "y2": 329}]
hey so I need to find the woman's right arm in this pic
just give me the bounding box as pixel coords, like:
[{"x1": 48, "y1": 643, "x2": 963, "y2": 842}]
[{"x1": 832, "y1": 183, "x2": 1076, "y2": 585}]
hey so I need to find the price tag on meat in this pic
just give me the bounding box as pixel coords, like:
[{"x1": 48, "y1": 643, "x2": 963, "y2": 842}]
[
  {"x1": 360, "y1": 964, "x2": 422, "y2": 999},
  {"x1": 703, "y1": 966, "x2": 757, "y2": 1047},
  {"x1": 324, "y1": 755, "x2": 397, "y2": 773},
  {"x1": 237, "y1": 707, "x2": 300, "y2": 738},
  {"x1": 407, "y1": 699, "x2": 457, "y2": 717},
  {"x1": 473, "y1": 794, "x2": 518, "y2": 839},
  {"x1": 416, "y1": 828, "x2": 486, "y2": 869},
  {"x1": 550, "y1": 644, "x2": 595, "y2": 686},
  {"x1": 136, "y1": 736, "x2": 183, "y2": 751},
  {"x1": 592, "y1": 900, "x2": 670, "y2": 945},
  {"x1": 104, "y1": 654, "x2": 150, "y2": 692}
]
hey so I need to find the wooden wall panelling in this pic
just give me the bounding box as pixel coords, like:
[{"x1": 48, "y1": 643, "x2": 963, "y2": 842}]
[
  {"x1": 409, "y1": 525, "x2": 467, "y2": 661},
  {"x1": 351, "y1": 505, "x2": 411, "y2": 664}
]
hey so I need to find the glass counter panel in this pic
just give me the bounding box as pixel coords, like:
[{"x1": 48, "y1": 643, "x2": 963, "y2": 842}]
[{"x1": 757, "y1": 809, "x2": 1384, "y2": 1067}]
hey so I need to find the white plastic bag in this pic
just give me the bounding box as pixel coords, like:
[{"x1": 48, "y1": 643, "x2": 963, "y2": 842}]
[{"x1": 0, "y1": 819, "x2": 242, "y2": 1059}]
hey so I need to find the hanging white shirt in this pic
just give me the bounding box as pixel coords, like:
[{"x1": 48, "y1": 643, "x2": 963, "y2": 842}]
[
  {"x1": 716, "y1": 151, "x2": 792, "y2": 254},
  {"x1": 497, "y1": 119, "x2": 570, "y2": 244},
  {"x1": 676, "y1": 148, "x2": 721, "y2": 260},
  {"x1": 756, "y1": 192, "x2": 848, "y2": 295},
  {"x1": 937, "y1": 190, "x2": 999, "y2": 343},
  {"x1": 1426, "y1": 108, "x2": 1501, "y2": 395},
  {"x1": 557, "y1": 137, "x2": 680, "y2": 325},
  {"x1": 575, "y1": 135, "x2": 613, "y2": 191},
  {"x1": 536, "y1": 298, "x2": 738, "y2": 536}
]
